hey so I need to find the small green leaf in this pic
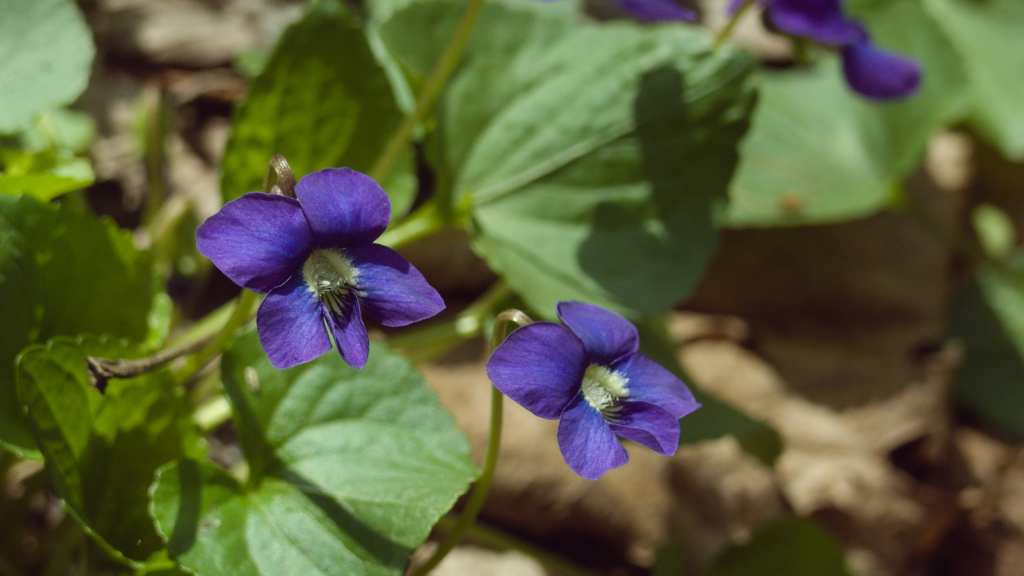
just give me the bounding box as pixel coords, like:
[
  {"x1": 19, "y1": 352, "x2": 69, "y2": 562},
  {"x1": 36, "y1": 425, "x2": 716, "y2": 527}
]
[
  {"x1": 151, "y1": 329, "x2": 478, "y2": 576},
  {"x1": 635, "y1": 318, "x2": 782, "y2": 466},
  {"x1": 15, "y1": 336, "x2": 205, "y2": 564},
  {"x1": 949, "y1": 268, "x2": 1024, "y2": 440},
  {"x1": 705, "y1": 518, "x2": 851, "y2": 576},
  {"x1": 727, "y1": 0, "x2": 968, "y2": 227},
  {"x1": 381, "y1": 1, "x2": 757, "y2": 318},
  {"x1": 0, "y1": 195, "x2": 153, "y2": 457},
  {"x1": 0, "y1": 148, "x2": 94, "y2": 201},
  {"x1": 0, "y1": 0, "x2": 95, "y2": 133},
  {"x1": 923, "y1": 0, "x2": 1024, "y2": 159},
  {"x1": 219, "y1": 1, "x2": 414, "y2": 215}
]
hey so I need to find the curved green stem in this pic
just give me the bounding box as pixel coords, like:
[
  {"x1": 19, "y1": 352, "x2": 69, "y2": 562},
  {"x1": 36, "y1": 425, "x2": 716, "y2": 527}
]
[
  {"x1": 173, "y1": 290, "x2": 259, "y2": 385},
  {"x1": 368, "y1": 0, "x2": 487, "y2": 185},
  {"x1": 376, "y1": 200, "x2": 448, "y2": 249},
  {"x1": 714, "y1": 0, "x2": 753, "y2": 49},
  {"x1": 410, "y1": 309, "x2": 532, "y2": 576}
]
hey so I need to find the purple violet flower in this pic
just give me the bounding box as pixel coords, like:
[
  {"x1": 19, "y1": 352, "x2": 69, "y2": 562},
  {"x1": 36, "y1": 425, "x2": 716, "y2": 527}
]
[
  {"x1": 617, "y1": 0, "x2": 697, "y2": 22},
  {"x1": 729, "y1": 0, "x2": 921, "y2": 100},
  {"x1": 486, "y1": 301, "x2": 700, "y2": 480},
  {"x1": 196, "y1": 167, "x2": 444, "y2": 370}
]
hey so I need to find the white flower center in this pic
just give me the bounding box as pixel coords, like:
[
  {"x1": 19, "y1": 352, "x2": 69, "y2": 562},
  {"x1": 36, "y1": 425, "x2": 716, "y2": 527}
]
[
  {"x1": 581, "y1": 364, "x2": 629, "y2": 419},
  {"x1": 302, "y1": 249, "x2": 360, "y2": 315}
]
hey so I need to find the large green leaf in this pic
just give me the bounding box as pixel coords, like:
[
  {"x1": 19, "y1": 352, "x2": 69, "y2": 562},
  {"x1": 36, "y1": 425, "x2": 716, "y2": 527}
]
[
  {"x1": 726, "y1": 0, "x2": 967, "y2": 227},
  {"x1": 636, "y1": 318, "x2": 782, "y2": 466},
  {"x1": 949, "y1": 269, "x2": 1024, "y2": 440},
  {"x1": 705, "y1": 518, "x2": 851, "y2": 576},
  {"x1": 923, "y1": 0, "x2": 1024, "y2": 159},
  {"x1": 0, "y1": 0, "x2": 94, "y2": 133},
  {"x1": 151, "y1": 329, "x2": 478, "y2": 576},
  {"x1": 0, "y1": 195, "x2": 153, "y2": 457},
  {"x1": 15, "y1": 336, "x2": 204, "y2": 565},
  {"x1": 380, "y1": 0, "x2": 757, "y2": 319},
  {"x1": 219, "y1": 1, "x2": 414, "y2": 216}
]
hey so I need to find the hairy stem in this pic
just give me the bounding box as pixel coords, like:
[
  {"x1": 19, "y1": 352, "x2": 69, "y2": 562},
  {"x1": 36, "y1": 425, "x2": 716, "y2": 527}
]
[
  {"x1": 410, "y1": 309, "x2": 532, "y2": 576},
  {"x1": 86, "y1": 334, "x2": 214, "y2": 393},
  {"x1": 714, "y1": 0, "x2": 754, "y2": 48},
  {"x1": 368, "y1": 0, "x2": 487, "y2": 184}
]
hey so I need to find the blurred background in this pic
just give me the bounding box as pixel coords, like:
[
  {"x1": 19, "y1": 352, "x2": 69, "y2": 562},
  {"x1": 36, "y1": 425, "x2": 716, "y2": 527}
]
[{"x1": 3, "y1": 0, "x2": 1024, "y2": 575}]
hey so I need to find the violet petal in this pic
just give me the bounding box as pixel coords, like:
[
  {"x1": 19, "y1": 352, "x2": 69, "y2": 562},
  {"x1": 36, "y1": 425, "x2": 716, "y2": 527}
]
[
  {"x1": 557, "y1": 393, "x2": 630, "y2": 480},
  {"x1": 295, "y1": 168, "x2": 391, "y2": 248},
  {"x1": 486, "y1": 322, "x2": 587, "y2": 419},
  {"x1": 196, "y1": 193, "x2": 313, "y2": 293},
  {"x1": 610, "y1": 352, "x2": 700, "y2": 419},
  {"x1": 257, "y1": 273, "x2": 332, "y2": 369},
  {"x1": 556, "y1": 301, "x2": 639, "y2": 365},
  {"x1": 346, "y1": 244, "x2": 445, "y2": 327},
  {"x1": 765, "y1": 0, "x2": 863, "y2": 45},
  {"x1": 842, "y1": 41, "x2": 922, "y2": 100},
  {"x1": 321, "y1": 292, "x2": 370, "y2": 369},
  {"x1": 608, "y1": 400, "x2": 681, "y2": 455},
  {"x1": 617, "y1": 0, "x2": 697, "y2": 22}
]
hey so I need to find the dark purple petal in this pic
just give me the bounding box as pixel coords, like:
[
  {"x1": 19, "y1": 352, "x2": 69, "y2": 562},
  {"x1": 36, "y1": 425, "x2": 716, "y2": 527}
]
[
  {"x1": 617, "y1": 0, "x2": 696, "y2": 22},
  {"x1": 485, "y1": 322, "x2": 587, "y2": 419},
  {"x1": 609, "y1": 401, "x2": 680, "y2": 456},
  {"x1": 556, "y1": 301, "x2": 638, "y2": 365},
  {"x1": 321, "y1": 292, "x2": 369, "y2": 369},
  {"x1": 764, "y1": 0, "x2": 863, "y2": 45},
  {"x1": 345, "y1": 244, "x2": 445, "y2": 327},
  {"x1": 295, "y1": 168, "x2": 391, "y2": 248},
  {"x1": 610, "y1": 353, "x2": 700, "y2": 419},
  {"x1": 196, "y1": 193, "x2": 313, "y2": 293},
  {"x1": 557, "y1": 393, "x2": 630, "y2": 480},
  {"x1": 841, "y1": 41, "x2": 922, "y2": 100},
  {"x1": 257, "y1": 274, "x2": 332, "y2": 369}
]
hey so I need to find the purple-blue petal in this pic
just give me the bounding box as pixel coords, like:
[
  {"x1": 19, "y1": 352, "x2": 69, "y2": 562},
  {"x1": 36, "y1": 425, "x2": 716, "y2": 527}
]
[
  {"x1": 841, "y1": 41, "x2": 922, "y2": 100},
  {"x1": 295, "y1": 168, "x2": 391, "y2": 248},
  {"x1": 617, "y1": 0, "x2": 696, "y2": 22},
  {"x1": 485, "y1": 322, "x2": 587, "y2": 419},
  {"x1": 345, "y1": 244, "x2": 445, "y2": 327},
  {"x1": 322, "y1": 293, "x2": 370, "y2": 369},
  {"x1": 608, "y1": 401, "x2": 680, "y2": 456},
  {"x1": 196, "y1": 193, "x2": 313, "y2": 293},
  {"x1": 557, "y1": 393, "x2": 630, "y2": 480},
  {"x1": 610, "y1": 353, "x2": 700, "y2": 419},
  {"x1": 257, "y1": 274, "x2": 332, "y2": 369},
  {"x1": 764, "y1": 0, "x2": 863, "y2": 45},
  {"x1": 556, "y1": 301, "x2": 639, "y2": 365}
]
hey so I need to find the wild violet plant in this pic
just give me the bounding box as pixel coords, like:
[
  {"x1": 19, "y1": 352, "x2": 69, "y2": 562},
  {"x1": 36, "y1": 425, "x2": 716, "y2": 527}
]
[{"x1": 7, "y1": 0, "x2": 1022, "y2": 574}]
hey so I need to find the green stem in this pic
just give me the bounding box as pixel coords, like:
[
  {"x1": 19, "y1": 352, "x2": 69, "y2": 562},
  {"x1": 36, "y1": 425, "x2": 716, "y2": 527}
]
[
  {"x1": 714, "y1": 0, "x2": 753, "y2": 49},
  {"x1": 433, "y1": 515, "x2": 603, "y2": 576},
  {"x1": 173, "y1": 290, "x2": 259, "y2": 385},
  {"x1": 409, "y1": 309, "x2": 532, "y2": 576},
  {"x1": 368, "y1": 0, "x2": 487, "y2": 185},
  {"x1": 376, "y1": 200, "x2": 448, "y2": 249}
]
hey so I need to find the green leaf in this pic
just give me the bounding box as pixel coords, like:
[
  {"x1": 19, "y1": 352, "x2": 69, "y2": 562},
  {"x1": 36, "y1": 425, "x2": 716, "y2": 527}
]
[
  {"x1": 635, "y1": 318, "x2": 782, "y2": 466},
  {"x1": 151, "y1": 329, "x2": 478, "y2": 576},
  {"x1": 381, "y1": 0, "x2": 758, "y2": 318},
  {"x1": 0, "y1": 0, "x2": 95, "y2": 133},
  {"x1": 923, "y1": 0, "x2": 1024, "y2": 159},
  {"x1": 705, "y1": 518, "x2": 851, "y2": 576},
  {"x1": 0, "y1": 147, "x2": 95, "y2": 201},
  {"x1": 0, "y1": 195, "x2": 153, "y2": 457},
  {"x1": 949, "y1": 268, "x2": 1024, "y2": 440},
  {"x1": 15, "y1": 336, "x2": 205, "y2": 564},
  {"x1": 727, "y1": 0, "x2": 968, "y2": 227},
  {"x1": 219, "y1": 1, "x2": 414, "y2": 216}
]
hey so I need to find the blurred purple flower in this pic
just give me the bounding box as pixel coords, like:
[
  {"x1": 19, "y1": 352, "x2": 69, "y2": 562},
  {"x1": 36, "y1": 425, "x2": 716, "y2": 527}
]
[
  {"x1": 618, "y1": 0, "x2": 696, "y2": 22},
  {"x1": 486, "y1": 301, "x2": 700, "y2": 480},
  {"x1": 729, "y1": 0, "x2": 921, "y2": 100},
  {"x1": 197, "y1": 168, "x2": 444, "y2": 370}
]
